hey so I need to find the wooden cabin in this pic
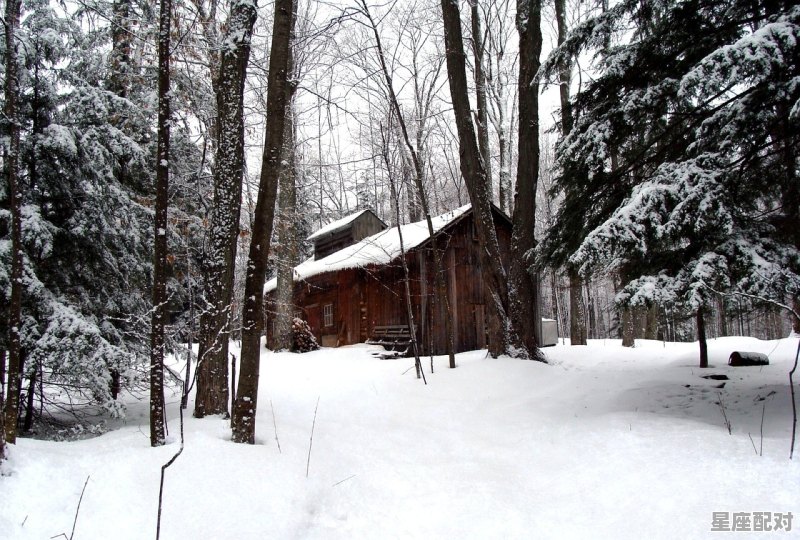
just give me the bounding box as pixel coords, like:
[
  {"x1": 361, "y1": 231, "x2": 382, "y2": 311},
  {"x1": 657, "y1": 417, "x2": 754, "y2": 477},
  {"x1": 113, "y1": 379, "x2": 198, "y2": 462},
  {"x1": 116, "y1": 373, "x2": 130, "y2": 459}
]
[
  {"x1": 306, "y1": 209, "x2": 388, "y2": 260},
  {"x1": 264, "y1": 205, "x2": 514, "y2": 354}
]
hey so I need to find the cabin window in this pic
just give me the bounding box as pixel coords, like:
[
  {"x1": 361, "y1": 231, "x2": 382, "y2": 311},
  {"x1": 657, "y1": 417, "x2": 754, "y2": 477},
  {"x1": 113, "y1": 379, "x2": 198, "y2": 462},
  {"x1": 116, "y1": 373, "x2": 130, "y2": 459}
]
[{"x1": 323, "y1": 303, "x2": 334, "y2": 327}]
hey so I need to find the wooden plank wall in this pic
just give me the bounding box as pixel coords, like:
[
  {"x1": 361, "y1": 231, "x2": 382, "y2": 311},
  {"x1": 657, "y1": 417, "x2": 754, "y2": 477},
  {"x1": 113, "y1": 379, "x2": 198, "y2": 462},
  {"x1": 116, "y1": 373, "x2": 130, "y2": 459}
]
[{"x1": 267, "y1": 211, "x2": 513, "y2": 354}]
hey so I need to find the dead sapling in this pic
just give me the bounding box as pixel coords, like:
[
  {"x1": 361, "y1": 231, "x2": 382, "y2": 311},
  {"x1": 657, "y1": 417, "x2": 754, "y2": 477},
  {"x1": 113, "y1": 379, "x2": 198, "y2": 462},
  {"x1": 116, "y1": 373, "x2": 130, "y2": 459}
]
[
  {"x1": 306, "y1": 397, "x2": 320, "y2": 478},
  {"x1": 156, "y1": 375, "x2": 188, "y2": 540},
  {"x1": 270, "y1": 399, "x2": 281, "y2": 453},
  {"x1": 51, "y1": 475, "x2": 89, "y2": 540},
  {"x1": 717, "y1": 392, "x2": 732, "y2": 435}
]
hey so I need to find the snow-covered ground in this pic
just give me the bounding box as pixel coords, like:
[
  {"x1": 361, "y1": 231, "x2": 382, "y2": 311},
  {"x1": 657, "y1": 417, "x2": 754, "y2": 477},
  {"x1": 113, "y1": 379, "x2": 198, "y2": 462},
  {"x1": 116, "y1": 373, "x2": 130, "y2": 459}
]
[{"x1": 2, "y1": 337, "x2": 798, "y2": 539}]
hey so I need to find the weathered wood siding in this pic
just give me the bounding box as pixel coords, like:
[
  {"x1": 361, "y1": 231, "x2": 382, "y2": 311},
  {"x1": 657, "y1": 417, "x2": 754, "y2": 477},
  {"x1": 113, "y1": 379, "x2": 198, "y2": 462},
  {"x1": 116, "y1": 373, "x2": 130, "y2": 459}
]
[
  {"x1": 313, "y1": 210, "x2": 386, "y2": 260},
  {"x1": 267, "y1": 209, "x2": 512, "y2": 355}
]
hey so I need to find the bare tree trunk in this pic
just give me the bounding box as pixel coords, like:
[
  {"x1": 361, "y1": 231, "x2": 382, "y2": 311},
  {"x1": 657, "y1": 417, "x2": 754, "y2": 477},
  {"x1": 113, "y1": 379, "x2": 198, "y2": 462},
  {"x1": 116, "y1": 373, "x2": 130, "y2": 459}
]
[
  {"x1": 361, "y1": 0, "x2": 457, "y2": 368},
  {"x1": 277, "y1": 18, "x2": 305, "y2": 349},
  {"x1": 22, "y1": 365, "x2": 36, "y2": 433},
  {"x1": 555, "y1": 0, "x2": 587, "y2": 348},
  {"x1": 2, "y1": 0, "x2": 22, "y2": 455},
  {"x1": 150, "y1": 0, "x2": 172, "y2": 447},
  {"x1": 195, "y1": 1, "x2": 258, "y2": 419},
  {"x1": 471, "y1": 1, "x2": 492, "y2": 193},
  {"x1": 586, "y1": 282, "x2": 598, "y2": 339},
  {"x1": 697, "y1": 309, "x2": 709, "y2": 368},
  {"x1": 382, "y1": 130, "x2": 424, "y2": 378},
  {"x1": 550, "y1": 271, "x2": 565, "y2": 341},
  {"x1": 441, "y1": 0, "x2": 518, "y2": 358},
  {"x1": 508, "y1": 0, "x2": 545, "y2": 360},
  {"x1": 275, "y1": 65, "x2": 299, "y2": 352},
  {"x1": 568, "y1": 268, "x2": 587, "y2": 345},
  {"x1": 621, "y1": 306, "x2": 635, "y2": 347},
  {"x1": 717, "y1": 294, "x2": 728, "y2": 337},
  {"x1": 793, "y1": 297, "x2": 800, "y2": 335},
  {"x1": 108, "y1": 0, "x2": 134, "y2": 98},
  {"x1": 231, "y1": 0, "x2": 295, "y2": 445},
  {"x1": 275, "y1": 19, "x2": 298, "y2": 351},
  {"x1": 498, "y1": 133, "x2": 511, "y2": 214},
  {"x1": 0, "y1": 349, "x2": 5, "y2": 458},
  {"x1": 645, "y1": 303, "x2": 659, "y2": 340}
]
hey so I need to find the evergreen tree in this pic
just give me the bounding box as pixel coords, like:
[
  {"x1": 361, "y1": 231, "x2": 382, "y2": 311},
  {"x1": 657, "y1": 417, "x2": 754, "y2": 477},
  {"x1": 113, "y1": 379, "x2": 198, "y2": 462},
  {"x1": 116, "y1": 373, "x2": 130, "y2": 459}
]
[
  {"x1": 538, "y1": 0, "x2": 799, "y2": 362},
  {"x1": 1, "y1": 0, "x2": 207, "y2": 431}
]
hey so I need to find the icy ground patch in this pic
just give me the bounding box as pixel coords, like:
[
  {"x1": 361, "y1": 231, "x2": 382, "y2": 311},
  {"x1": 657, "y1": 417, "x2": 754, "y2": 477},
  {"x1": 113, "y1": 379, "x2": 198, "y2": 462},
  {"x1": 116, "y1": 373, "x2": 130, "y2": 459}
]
[{"x1": 1, "y1": 337, "x2": 798, "y2": 539}]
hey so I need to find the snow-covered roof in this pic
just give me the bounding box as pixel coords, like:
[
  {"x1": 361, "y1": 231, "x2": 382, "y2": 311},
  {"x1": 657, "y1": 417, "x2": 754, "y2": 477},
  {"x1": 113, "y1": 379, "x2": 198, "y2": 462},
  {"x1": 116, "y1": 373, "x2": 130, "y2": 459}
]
[
  {"x1": 266, "y1": 205, "x2": 471, "y2": 293},
  {"x1": 306, "y1": 209, "x2": 374, "y2": 242}
]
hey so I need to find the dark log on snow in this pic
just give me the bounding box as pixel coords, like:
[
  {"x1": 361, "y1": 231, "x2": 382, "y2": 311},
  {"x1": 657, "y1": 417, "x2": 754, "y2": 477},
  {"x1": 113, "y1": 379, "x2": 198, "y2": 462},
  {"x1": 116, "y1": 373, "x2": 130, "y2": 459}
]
[{"x1": 728, "y1": 352, "x2": 769, "y2": 367}]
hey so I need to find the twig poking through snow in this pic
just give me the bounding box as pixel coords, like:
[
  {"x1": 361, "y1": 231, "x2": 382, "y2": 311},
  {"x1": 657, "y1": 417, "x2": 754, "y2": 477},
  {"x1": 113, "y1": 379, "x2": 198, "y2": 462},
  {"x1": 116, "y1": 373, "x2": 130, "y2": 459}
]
[
  {"x1": 270, "y1": 399, "x2": 281, "y2": 454},
  {"x1": 332, "y1": 474, "x2": 356, "y2": 487},
  {"x1": 717, "y1": 392, "x2": 732, "y2": 435},
  {"x1": 156, "y1": 380, "x2": 186, "y2": 540},
  {"x1": 760, "y1": 400, "x2": 766, "y2": 457},
  {"x1": 51, "y1": 475, "x2": 89, "y2": 540},
  {"x1": 306, "y1": 397, "x2": 320, "y2": 478},
  {"x1": 748, "y1": 433, "x2": 758, "y2": 455}
]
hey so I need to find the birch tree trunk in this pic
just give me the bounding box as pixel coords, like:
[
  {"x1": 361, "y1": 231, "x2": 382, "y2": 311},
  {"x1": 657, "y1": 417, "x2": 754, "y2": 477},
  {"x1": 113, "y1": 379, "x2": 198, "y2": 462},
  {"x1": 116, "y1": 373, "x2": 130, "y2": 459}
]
[
  {"x1": 2, "y1": 0, "x2": 22, "y2": 454},
  {"x1": 195, "y1": 0, "x2": 258, "y2": 418},
  {"x1": 232, "y1": 0, "x2": 295, "y2": 444},
  {"x1": 149, "y1": 0, "x2": 172, "y2": 447}
]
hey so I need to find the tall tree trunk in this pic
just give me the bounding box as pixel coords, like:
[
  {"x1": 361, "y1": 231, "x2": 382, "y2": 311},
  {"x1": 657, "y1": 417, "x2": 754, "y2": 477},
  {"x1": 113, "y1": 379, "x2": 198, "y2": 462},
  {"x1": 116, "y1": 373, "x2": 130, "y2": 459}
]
[
  {"x1": 568, "y1": 268, "x2": 587, "y2": 345},
  {"x1": 22, "y1": 365, "x2": 36, "y2": 433},
  {"x1": 275, "y1": 57, "x2": 299, "y2": 352},
  {"x1": 195, "y1": 0, "x2": 258, "y2": 419},
  {"x1": 106, "y1": 0, "x2": 135, "y2": 400},
  {"x1": 621, "y1": 306, "x2": 635, "y2": 347},
  {"x1": 556, "y1": 0, "x2": 586, "y2": 348},
  {"x1": 644, "y1": 303, "x2": 659, "y2": 340},
  {"x1": 361, "y1": 0, "x2": 457, "y2": 367},
  {"x1": 149, "y1": 0, "x2": 171, "y2": 447},
  {"x1": 793, "y1": 298, "x2": 800, "y2": 335},
  {"x1": 498, "y1": 131, "x2": 511, "y2": 214},
  {"x1": 550, "y1": 271, "x2": 565, "y2": 341},
  {"x1": 508, "y1": 0, "x2": 545, "y2": 360},
  {"x1": 697, "y1": 308, "x2": 709, "y2": 368},
  {"x1": 231, "y1": 0, "x2": 295, "y2": 445},
  {"x1": 471, "y1": 1, "x2": 492, "y2": 193},
  {"x1": 441, "y1": 0, "x2": 518, "y2": 358},
  {"x1": 109, "y1": 0, "x2": 133, "y2": 98},
  {"x1": 3, "y1": 0, "x2": 22, "y2": 454},
  {"x1": 0, "y1": 349, "x2": 5, "y2": 458},
  {"x1": 717, "y1": 294, "x2": 728, "y2": 337}
]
